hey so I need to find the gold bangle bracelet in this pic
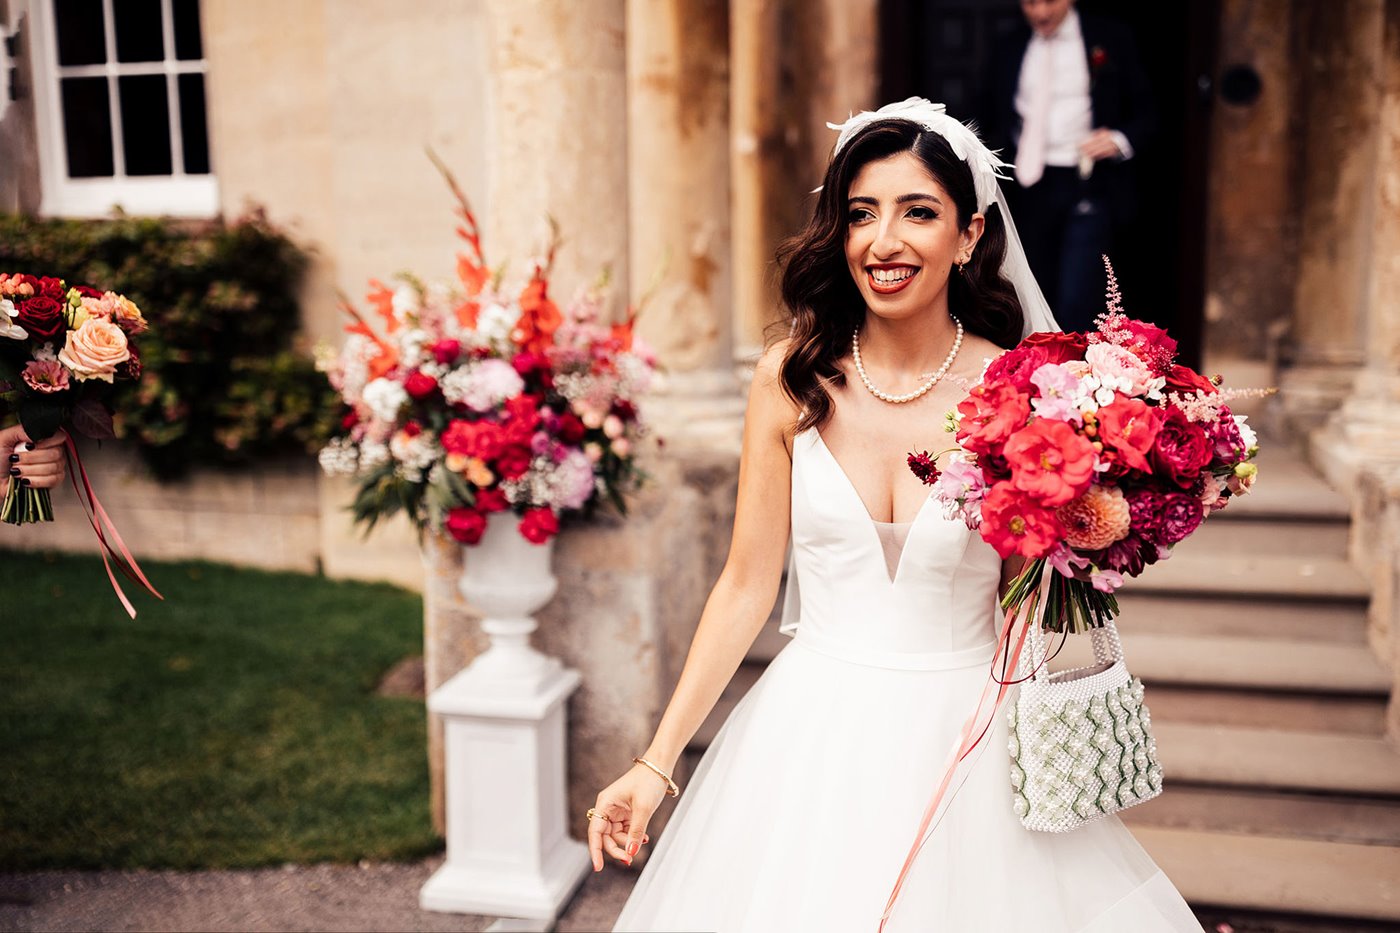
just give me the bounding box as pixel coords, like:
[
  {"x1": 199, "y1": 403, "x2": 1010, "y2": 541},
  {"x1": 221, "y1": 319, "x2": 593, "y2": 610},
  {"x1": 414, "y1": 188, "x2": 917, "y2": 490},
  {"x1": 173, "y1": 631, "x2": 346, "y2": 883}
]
[{"x1": 632, "y1": 756, "x2": 680, "y2": 797}]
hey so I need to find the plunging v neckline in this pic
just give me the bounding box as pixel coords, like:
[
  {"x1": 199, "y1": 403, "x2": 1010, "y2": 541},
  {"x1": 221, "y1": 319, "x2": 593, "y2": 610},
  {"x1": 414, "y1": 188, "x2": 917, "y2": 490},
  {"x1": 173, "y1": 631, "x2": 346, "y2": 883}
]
[{"x1": 808, "y1": 429, "x2": 933, "y2": 585}]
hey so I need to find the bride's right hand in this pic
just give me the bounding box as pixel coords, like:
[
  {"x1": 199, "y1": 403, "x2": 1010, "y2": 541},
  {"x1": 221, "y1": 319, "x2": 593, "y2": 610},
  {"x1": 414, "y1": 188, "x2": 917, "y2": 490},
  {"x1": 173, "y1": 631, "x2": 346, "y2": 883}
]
[{"x1": 588, "y1": 763, "x2": 670, "y2": 871}]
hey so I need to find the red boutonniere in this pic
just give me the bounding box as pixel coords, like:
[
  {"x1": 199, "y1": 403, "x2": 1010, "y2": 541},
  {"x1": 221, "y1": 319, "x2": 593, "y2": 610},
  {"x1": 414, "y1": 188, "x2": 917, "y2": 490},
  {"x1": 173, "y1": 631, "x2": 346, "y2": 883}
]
[{"x1": 1090, "y1": 45, "x2": 1109, "y2": 71}]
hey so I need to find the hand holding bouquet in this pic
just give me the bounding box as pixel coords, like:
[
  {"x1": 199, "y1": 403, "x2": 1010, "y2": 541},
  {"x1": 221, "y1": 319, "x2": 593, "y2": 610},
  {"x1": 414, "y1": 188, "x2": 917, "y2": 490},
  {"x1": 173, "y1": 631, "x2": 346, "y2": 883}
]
[
  {"x1": 911, "y1": 260, "x2": 1265, "y2": 633},
  {"x1": 318, "y1": 160, "x2": 657, "y2": 546}
]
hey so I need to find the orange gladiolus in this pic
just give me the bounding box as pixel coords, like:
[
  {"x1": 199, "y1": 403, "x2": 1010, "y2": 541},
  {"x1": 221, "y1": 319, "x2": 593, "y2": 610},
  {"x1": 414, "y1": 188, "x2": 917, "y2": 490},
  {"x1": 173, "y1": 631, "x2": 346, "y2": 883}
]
[
  {"x1": 516, "y1": 274, "x2": 562, "y2": 356},
  {"x1": 457, "y1": 255, "x2": 488, "y2": 297},
  {"x1": 366, "y1": 279, "x2": 398, "y2": 333}
]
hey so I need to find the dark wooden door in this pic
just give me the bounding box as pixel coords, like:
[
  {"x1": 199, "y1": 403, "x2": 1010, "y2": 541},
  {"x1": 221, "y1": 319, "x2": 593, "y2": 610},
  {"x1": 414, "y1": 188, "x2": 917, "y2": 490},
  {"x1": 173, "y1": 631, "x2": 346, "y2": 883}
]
[{"x1": 880, "y1": 0, "x2": 1218, "y2": 368}]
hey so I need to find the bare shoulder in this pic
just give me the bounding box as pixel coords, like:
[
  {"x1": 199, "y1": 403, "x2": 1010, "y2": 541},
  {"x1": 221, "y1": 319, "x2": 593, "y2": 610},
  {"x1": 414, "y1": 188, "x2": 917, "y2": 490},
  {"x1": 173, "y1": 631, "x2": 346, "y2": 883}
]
[{"x1": 748, "y1": 338, "x2": 801, "y2": 442}]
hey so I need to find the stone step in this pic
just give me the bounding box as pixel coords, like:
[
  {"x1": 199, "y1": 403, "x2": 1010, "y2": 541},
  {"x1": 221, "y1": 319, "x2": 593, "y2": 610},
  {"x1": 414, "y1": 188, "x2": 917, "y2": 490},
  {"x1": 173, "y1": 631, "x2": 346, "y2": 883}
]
[
  {"x1": 1130, "y1": 825, "x2": 1400, "y2": 922},
  {"x1": 1123, "y1": 784, "x2": 1400, "y2": 847},
  {"x1": 1187, "y1": 514, "x2": 1350, "y2": 559},
  {"x1": 1049, "y1": 631, "x2": 1391, "y2": 694},
  {"x1": 1217, "y1": 440, "x2": 1351, "y2": 522},
  {"x1": 1153, "y1": 722, "x2": 1400, "y2": 796},
  {"x1": 1113, "y1": 593, "x2": 1368, "y2": 644},
  {"x1": 1130, "y1": 553, "x2": 1370, "y2": 601},
  {"x1": 1144, "y1": 685, "x2": 1388, "y2": 736}
]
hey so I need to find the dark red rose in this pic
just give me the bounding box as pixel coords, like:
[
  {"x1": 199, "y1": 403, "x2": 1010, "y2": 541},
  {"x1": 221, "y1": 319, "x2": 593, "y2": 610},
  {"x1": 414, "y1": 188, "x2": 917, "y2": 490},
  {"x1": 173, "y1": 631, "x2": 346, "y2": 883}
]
[
  {"x1": 1164, "y1": 364, "x2": 1217, "y2": 396},
  {"x1": 1152, "y1": 407, "x2": 1213, "y2": 487},
  {"x1": 35, "y1": 277, "x2": 66, "y2": 300},
  {"x1": 555, "y1": 412, "x2": 586, "y2": 445},
  {"x1": 404, "y1": 370, "x2": 438, "y2": 399},
  {"x1": 1090, "y1": 46, "x2": 1109, "y2": 69},
  {"x1": 16, "y1": 296, "x2": 66, "y2": 341},
  {"x1": 403, "y1": 420, "x2": 423, "y2": 438},
  {"x1": 115, "y1": 344, "x2": 142, "y2": 380},
  {"x1": 341, "y1": 409, "x2": 360, "y2": 431},
  {"x1": 983, "y1": 345, "x2": 1049, "y2": 393},
  {"x1": 907, "y1": 450, "x2": 940, "y2": 485},
  {"x1": 512, "y1": 351, "x2": 548, "y2": 377},
  {"x1": 445, "y1": 507, "x2": 487, "y2": 545},
  {"x1": 1021, "y1": 330, "x2": 1088, "y2": 365},
  {"x1": 431, "y1": 339, "x2": 462, "y2": 366},
  {"x1": 496, "y1": 444, "x2": 533, "y2": 480},
  {"x1": 519, "y1": 506, "x2": 559, "y2": 544},
  {"x1": 1159, "y1": 491, "x2": 1204, "y2": 545},
  {"x1": 474, "y1": 487, "x2": 510, "y2": 513},
  {"x1": 612, "y1": 398, "x2": 637, "y2": 422},
  {"x1": 73, "y1": 285, "x2": 103, "y2": 299}
]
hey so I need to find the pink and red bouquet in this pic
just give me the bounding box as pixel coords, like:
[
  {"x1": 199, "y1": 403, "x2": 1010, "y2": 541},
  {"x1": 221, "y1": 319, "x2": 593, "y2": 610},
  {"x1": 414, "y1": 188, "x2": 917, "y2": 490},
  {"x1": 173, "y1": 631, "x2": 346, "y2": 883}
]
[
  {"x1": 0, "y1": 272, "x2": 149, "y2": 524},
  {"x1": 318, "y1": 167, "x2": 656, "y2": 547},
  {"x1": 910, "y1": 261, "x2": 1263, "y2": 632}
]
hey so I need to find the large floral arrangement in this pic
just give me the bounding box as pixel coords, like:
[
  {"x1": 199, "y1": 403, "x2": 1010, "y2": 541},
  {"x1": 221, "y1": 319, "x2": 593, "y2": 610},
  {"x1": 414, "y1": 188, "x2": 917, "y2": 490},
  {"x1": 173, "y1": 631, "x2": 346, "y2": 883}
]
[
  {"x1": 0, "y1": 272, "x2": 149, "y2": 523},
  {"x1": 909, "y1": 261, "x2": 1263, "y2": 633},
  {"x1": 318, "y1": 168, "x2": 656, "y2": 546}
]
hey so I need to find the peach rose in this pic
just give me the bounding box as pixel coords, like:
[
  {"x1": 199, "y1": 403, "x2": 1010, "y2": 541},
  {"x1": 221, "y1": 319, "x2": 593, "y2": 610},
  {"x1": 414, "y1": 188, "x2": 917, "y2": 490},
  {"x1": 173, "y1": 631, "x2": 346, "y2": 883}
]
[{"x1": 58, "y1": 318, "x2": 130, "y2": 383}]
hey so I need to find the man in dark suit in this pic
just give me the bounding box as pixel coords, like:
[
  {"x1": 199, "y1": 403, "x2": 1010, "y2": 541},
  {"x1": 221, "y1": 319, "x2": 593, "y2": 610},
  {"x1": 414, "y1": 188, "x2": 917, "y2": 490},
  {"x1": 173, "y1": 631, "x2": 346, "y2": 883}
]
[{"x1": 980, "y1": 0, "x2": 1156, "y2": 332}]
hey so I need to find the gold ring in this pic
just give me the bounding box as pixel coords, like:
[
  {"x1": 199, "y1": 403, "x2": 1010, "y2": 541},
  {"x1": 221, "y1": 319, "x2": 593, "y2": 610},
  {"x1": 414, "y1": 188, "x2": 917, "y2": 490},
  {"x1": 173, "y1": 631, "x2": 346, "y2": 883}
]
[{"x1": 586, "y1": 807, "x2": 606, "y2": 822}]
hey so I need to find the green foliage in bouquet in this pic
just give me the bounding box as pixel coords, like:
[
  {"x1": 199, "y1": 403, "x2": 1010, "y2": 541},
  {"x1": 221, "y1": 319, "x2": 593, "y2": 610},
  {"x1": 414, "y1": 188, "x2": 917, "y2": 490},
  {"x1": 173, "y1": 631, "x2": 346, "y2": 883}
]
[{"x1": 0, "y1": 211, "x2": 340, "y2": 479}]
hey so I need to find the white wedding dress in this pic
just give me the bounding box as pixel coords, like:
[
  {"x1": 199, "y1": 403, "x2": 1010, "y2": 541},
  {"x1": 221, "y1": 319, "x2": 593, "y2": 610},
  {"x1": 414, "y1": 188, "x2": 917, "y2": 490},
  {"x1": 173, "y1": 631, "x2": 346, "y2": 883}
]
[{"x1": 613, "y1": 428, "x2": 1203, "y2": 932}]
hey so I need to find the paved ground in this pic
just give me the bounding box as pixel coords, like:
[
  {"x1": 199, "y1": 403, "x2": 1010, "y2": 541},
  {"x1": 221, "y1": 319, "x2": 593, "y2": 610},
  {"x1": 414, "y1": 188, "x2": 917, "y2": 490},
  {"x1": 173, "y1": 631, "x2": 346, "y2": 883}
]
[
  {"x1": 1, "y1": 858, "x2": 1390, "y2": 933},
  {"x1": 0, "y1": 857, "x2": 634, "y2": 933}
]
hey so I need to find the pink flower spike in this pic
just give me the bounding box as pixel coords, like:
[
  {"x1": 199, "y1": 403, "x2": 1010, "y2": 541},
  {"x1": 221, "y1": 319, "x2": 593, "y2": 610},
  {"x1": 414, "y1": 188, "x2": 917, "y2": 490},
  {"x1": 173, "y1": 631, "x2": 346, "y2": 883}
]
[
  {"x1": 1047, "y1": 543, "x2": 1091, "y2": 578},
  {"x1": 1090, "y1": 567, "x2": 1124, "y2": 593}
]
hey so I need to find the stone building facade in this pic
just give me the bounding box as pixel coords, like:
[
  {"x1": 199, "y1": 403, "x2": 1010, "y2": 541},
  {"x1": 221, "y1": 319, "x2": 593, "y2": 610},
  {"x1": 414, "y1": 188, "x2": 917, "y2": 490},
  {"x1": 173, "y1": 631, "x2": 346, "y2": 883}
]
[{"x1": 3, "y1": 0, "x2": 1400, "y2": 832}]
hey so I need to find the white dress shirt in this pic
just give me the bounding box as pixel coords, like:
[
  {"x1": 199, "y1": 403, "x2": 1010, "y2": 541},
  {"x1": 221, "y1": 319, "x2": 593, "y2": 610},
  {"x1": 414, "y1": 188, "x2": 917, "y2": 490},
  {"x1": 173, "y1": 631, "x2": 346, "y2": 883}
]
[{"x1": 1014, "y1": 9, "x2": 1132, "y2": 167}]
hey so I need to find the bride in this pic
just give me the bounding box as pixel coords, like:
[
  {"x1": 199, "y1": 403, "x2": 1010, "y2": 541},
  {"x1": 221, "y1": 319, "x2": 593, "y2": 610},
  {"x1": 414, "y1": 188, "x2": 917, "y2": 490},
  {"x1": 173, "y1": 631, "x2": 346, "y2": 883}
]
[{"x1": 589, "y1": 99, "x2": 1203, "y2": 932}]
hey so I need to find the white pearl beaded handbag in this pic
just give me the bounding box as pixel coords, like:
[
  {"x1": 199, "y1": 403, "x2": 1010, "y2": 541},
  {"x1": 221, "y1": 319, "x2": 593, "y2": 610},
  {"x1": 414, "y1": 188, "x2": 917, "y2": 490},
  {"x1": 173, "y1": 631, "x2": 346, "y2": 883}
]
[{"x1": 1007, "y1": 620, "x2": 1163, "y2": 832}]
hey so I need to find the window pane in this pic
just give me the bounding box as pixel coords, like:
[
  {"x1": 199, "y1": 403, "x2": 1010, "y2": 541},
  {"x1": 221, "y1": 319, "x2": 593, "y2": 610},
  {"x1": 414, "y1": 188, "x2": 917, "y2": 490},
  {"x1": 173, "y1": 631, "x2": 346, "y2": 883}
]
[
  {"x1": 172, "y1": 0, "x2": 203, "y2": 60},
  {"x1": 114, "y1": 0, "x2": 165, "y2": 63},
  {"x1": 60, "y1": 76, "x2": 115, "y2": 177},
  {"x1": 178, "y1": 74, "x2": 210, "y2": 174},
  {"x1": 54, "y1": 0, "x2": 106, "y2": 66},
  {"x1": 118, "y1": 75, "x2": 173, "y2": 175}
]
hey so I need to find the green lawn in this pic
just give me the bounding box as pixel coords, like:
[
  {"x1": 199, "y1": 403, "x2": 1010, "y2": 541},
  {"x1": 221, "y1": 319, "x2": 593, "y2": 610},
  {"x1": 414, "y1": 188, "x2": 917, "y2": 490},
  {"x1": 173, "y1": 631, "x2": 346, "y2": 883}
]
[{"x1": 0, "y1": 548, "x2": 440, "y2": 870}]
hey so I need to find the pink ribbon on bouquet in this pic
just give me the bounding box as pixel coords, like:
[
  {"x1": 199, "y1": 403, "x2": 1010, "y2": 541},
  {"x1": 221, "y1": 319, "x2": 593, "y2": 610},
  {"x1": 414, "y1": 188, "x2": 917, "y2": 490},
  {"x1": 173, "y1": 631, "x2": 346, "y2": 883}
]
[
  {"x1": 877, "y1": 569, "x2": 1054, "y2": 932},
  {"x1": 62, "y1": 434, "x2": 163, "y2": 618}
]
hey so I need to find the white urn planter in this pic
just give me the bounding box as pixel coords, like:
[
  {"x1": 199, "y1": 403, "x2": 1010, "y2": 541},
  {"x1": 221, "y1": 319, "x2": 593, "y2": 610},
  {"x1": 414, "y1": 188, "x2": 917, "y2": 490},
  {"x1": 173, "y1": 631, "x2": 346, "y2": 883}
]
[{"x1": 420, "y1": 515, "x2": 590, "y2": 927}]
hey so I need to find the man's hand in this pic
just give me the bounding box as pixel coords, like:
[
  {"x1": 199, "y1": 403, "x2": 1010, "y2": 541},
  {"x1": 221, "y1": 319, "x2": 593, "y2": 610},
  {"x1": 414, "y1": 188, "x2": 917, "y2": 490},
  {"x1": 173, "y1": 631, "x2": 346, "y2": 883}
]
[{"x1": 1079, "y1": 128, "x2": 1126, "y2": 163}]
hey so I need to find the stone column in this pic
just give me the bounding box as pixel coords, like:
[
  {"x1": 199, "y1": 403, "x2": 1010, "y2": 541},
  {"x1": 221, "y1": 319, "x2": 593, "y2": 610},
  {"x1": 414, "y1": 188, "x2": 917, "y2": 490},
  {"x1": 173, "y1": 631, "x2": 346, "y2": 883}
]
[
  {"x1": 484, "y1": 0, "x2": 629, "y2": 297},
  {"x1": 626, "y1": 0, "x2": 744, "y2": 444},
  {"x1": 1312, "y1": 0, "x2": 1400, "y2": 740},
  {"x1": 1280, "y1": 0, "x2": 1384, "y2": 428}
]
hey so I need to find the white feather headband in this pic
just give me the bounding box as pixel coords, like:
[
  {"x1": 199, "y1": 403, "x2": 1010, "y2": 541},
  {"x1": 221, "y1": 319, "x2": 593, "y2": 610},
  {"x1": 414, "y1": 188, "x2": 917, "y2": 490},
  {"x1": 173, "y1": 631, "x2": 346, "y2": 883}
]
[{"x1": 825, "y1": 97, "x2": 1010, "y2": 212}]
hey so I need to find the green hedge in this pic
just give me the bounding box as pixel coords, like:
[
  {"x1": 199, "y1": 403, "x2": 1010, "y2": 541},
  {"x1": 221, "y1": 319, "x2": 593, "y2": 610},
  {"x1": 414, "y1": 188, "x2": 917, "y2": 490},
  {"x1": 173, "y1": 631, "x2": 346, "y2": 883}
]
[{"x1": 0, "y1": 211, "x2": 339, "y2": 479}]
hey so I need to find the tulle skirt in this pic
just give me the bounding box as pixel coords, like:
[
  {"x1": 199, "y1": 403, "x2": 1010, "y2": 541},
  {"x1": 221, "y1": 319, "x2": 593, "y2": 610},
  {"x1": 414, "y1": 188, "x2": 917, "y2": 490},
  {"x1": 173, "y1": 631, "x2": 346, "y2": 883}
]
[{"x1": 613, "y1": 636, "x2": 1203, "y2": 932}]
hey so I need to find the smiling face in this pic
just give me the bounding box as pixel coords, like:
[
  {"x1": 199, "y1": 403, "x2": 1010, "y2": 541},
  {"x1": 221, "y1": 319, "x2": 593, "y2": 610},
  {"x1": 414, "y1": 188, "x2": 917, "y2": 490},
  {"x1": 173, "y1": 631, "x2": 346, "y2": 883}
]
[{"x1": 844, "y1": 150, "x2": 983, "y2": 324}]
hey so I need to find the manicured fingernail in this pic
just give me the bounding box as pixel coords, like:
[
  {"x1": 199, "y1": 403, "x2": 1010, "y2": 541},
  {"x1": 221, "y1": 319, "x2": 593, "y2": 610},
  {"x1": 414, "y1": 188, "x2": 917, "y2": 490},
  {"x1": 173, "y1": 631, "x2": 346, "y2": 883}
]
[
  {"x1": 626, "y1": 842, "x2": 639, "y2": 857},
  {"x1": 7, "y1": 454, "x2": 16, "y2": 463},
  {"x1": 8, "y1": 468, "x2": 18, "y2": 476}
]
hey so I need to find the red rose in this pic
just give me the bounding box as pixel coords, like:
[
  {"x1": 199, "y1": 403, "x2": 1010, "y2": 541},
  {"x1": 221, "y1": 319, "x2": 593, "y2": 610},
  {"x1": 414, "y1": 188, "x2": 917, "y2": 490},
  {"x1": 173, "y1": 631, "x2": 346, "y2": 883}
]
[
  {"x1": 519, "y1": 506, "x2": 559, "y2": 544},
  {"x1": 1021, "y1": 330, "x2": 1089, "y2": 365},
  {"x1": 474, "y1": 487, "x2": 510, "y2": 513},
  {"x1": 341, "y1": 409, "x2": 360, "y2": 431},
  {"x1": 445, "y1": 507, "x2": 487, "y2": 545},
  {"x1": 1003, "y1": 419, "x2": 1097, "y2": 506},
  {"x1": 35, "y1": 276, "x2": 66, "y2": 300},
  {"x1": 555, "y1": 412, "x2": 586, "y2": 444},
  {"x1": 1164, "y1": 364, "x2": 1216, "y2": 396},
  {"x1": 404, "y1": 370, "x2": 438, "y2": 399},
  {"x1": 496, "y1": 444, "x2": 533, "y2": 480},
  {"x1": 979, "y1": 481, "x2": 1064, "y2": 559},
  {"x1": 1094, "y1": 397, "x2": 1162, "y2": 472},
  {"x1": 73, "y1": 285, "x2": 103, "y2": 299},
  {"x1": 983, "y1": 346, "x2": 1049, "y2": 393},
  {"x1": 956, "y1": 382, "x2": 1031, "y2": 458},
  {"x1": 442, "y1": 419, "x2": 506, "y2": 460},
  {"x1": 504, "y1": 393, "x2": 542, "y2": 429},
  {"x1": 1151, "y1": 407, "x2": 1213, "y2": 487},
  {"x1": 1120, "y1": 319, "x2": 1178, "y2": 372},
  {"x1": 1090, "y1": 46, "x2": 1109, "y2": 69},
  {"x1": 403, "y1": 420, "x2": 423, "y2": 438},
  {"x1": 431, "y1": 339, "x2": 462, "y2": 365},
  {"x1": 16, "y1": 295, "x2": 66, "y2": 341},
  {"x1": 612, "y1": 398, "x2": 637, "y2": 422},
  {"x1": 512, "y1": 351, "x2": 548, "y2": 377}
]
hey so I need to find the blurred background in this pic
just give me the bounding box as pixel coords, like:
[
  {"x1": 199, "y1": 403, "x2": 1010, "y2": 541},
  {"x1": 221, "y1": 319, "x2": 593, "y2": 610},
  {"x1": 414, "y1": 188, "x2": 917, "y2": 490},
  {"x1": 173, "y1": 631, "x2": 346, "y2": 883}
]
[{"x1": 2, "y1": 1, "x2": 1399, "y2": 931}]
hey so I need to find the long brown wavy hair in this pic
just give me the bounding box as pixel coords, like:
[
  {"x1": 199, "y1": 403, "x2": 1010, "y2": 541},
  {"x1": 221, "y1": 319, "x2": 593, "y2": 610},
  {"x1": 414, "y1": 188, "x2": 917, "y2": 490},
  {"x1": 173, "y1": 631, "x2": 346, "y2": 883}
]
[{"x1": 777, "y1": 120, "x2": 1024, "y2": 434}]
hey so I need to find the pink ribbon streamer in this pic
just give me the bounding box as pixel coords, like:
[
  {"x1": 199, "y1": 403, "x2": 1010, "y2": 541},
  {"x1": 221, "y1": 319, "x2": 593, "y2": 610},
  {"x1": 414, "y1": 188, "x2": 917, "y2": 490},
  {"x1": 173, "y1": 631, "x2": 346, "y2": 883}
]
[
  {"x1": 877, "y1": 569, "x2": 1053, "y2": 931},
  {"x1": 63, "y1": 435, "x2": 163, "y2": 618}
]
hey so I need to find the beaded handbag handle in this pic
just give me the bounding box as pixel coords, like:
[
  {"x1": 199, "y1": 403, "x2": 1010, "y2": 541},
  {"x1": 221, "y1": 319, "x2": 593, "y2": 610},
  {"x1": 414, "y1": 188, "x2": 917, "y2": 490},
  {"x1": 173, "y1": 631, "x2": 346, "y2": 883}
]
[{"x1": 1025, "y1": 616, "x2": 1125, "y2": 685}]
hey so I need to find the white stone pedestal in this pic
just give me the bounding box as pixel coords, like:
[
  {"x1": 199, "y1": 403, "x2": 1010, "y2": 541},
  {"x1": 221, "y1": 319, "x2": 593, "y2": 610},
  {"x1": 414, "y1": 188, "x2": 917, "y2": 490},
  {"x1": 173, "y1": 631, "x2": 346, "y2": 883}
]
[{"x1": 419, "y1": 660, "x2": 590, "y2": 925}]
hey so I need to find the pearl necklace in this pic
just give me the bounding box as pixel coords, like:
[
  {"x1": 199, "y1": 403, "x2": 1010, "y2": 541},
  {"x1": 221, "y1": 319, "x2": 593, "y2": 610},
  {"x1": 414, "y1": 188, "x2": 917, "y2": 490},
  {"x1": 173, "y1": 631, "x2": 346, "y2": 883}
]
[{"x1": 851, "y1": 316, "x2": 963, "y2": 404}]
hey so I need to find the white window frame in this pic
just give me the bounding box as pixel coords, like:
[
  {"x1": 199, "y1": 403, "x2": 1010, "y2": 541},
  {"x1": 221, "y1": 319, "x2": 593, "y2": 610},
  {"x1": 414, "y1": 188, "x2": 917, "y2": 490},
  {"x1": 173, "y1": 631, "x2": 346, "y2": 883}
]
[{"x1": 28, "y1": 0, "x2": 217, "y2": 218}]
